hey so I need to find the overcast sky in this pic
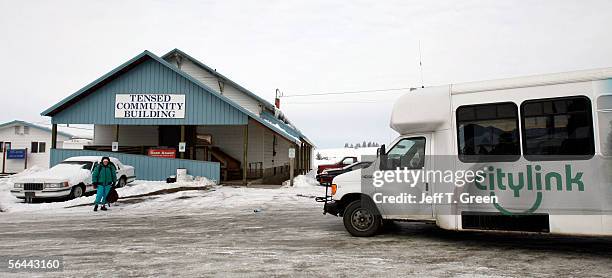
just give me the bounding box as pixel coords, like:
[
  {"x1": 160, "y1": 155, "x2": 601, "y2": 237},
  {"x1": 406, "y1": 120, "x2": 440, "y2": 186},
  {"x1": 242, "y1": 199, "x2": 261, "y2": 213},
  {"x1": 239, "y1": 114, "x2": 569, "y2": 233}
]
[{"x1": 1, "y1": 0, "x2": 611, "y2": 148}]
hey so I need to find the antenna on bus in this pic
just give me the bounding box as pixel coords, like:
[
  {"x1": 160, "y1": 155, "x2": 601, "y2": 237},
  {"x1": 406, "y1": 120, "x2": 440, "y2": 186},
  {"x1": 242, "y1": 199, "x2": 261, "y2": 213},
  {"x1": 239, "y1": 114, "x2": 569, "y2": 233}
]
[{"x1": 419, "y1": 40, "x2": 424, "y2": 88}]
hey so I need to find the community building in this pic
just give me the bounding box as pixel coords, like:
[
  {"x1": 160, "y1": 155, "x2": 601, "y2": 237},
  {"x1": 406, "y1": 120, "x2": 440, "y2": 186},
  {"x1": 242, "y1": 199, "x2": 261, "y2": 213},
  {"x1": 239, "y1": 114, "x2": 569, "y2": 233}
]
[
  {"x1": 0, "y1": 120, "x2": 92, "y2": 174},
  {"x1": 42, "y1": 49, "x2": 314, "y2": 184}
]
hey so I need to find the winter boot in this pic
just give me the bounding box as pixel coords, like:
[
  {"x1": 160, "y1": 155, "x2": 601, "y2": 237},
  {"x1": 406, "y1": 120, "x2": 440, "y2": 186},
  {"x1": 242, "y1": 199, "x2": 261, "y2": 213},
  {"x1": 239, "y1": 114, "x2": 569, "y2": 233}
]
[
  {"x1": 101, "y1": 205, "x2": 107, "y2": 211},
  {"x1": 94, "y1": 204, "x2": 98, "y2": 212}
]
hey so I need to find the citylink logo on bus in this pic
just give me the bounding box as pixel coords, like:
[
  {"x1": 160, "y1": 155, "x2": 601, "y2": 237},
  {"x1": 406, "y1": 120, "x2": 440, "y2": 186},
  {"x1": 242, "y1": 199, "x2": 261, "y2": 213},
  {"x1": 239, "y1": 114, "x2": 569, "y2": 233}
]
[{"x1": 475, "y1": 164, "x2": 585, "y2": 215}]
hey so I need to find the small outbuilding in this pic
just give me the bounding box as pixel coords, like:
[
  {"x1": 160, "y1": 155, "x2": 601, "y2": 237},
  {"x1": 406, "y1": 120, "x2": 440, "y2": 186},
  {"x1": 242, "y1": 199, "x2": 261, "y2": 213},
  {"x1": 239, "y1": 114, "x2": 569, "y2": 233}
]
[{"x1": 42, "y1": 49, "x2": 313, "y2": 183}]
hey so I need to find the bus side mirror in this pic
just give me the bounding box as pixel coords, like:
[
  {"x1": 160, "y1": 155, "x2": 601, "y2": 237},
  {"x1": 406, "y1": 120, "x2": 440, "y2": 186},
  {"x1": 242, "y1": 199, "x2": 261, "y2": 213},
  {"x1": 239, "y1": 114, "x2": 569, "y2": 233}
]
[{"x1": 379, "y1": 144, "x2": 387, "y2": 170}]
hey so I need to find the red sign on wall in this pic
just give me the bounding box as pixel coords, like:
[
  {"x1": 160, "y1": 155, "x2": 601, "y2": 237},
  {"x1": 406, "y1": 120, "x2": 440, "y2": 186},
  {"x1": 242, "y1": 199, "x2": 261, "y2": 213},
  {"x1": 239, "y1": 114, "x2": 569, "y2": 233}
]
[{"x1": 148, "y1": 149, "x2": 176, "y2": 158}]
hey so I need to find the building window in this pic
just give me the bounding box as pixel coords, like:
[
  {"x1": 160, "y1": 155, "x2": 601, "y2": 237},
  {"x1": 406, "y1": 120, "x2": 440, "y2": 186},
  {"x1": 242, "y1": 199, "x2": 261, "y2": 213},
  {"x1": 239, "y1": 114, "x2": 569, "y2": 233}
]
[
  {"x1": 521, "y1": 96, "x2": 594, "y2": 160},
  {"x1": 0, "y1": 141, "x2": 3, "y2": 152},
  {"x1": 456, "y1": 102, "x2": 520, "y2": 162},
  {"x1": 31, "y1": 142, "x2": 46, "y2": 153},
  {"x1": 23, "y1": 126, "x2": 29, "y2": 135}
]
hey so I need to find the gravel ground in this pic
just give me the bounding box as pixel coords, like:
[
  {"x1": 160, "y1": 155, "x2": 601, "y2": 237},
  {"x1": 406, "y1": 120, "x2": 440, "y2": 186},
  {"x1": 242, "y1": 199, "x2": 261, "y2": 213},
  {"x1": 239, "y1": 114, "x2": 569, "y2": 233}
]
[{"x1": 1, "y1": 193, "x2": 611, "y2": 277}]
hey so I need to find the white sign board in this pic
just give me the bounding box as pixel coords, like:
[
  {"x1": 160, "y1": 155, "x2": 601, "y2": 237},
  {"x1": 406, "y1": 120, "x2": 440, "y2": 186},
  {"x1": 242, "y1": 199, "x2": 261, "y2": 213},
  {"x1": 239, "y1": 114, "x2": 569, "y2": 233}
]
[
  {"x1": 288, "y1": 148, "x2": 296, "y2": 158},
  {"x1": 115, "y1": 94, "x2": 186, "y2": 119},
  {"x1": 111, "y1": 142, "x2": 119, "y2": 152},
  {"x1": 178, "y1": 142, "x2": 186, "y2": 153}
]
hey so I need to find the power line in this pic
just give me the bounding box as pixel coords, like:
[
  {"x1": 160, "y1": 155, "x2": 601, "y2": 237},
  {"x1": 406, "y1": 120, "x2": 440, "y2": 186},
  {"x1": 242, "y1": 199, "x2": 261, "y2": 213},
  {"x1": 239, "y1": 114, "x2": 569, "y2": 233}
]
[
  {"x1": 281, "y1": 87, "x2": 415, "y2": 98},
  {"x1": 285, "y1": 100, "x2": 395, "y2": 105}
]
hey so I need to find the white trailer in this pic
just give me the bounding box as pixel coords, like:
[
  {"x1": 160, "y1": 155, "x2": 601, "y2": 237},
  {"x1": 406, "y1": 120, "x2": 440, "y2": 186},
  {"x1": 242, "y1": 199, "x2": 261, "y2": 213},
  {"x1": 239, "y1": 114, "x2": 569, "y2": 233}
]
[{"x1": 320, "y1": 67, "x2": 612, "y2": 236}]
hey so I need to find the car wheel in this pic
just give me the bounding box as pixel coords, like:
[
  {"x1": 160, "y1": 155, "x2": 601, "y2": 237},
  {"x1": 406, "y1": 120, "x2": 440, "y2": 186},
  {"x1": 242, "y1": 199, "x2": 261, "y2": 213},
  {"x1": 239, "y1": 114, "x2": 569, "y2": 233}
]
[
  {"x1": 342, "y1": 199, "x2": 382, "y2": 237},
  {"x1": 70, "y1": 185, "x2": 84, "y2": 199},
  {"x1": 118, "y1": 177, "x2": 127, "y2": 188}
]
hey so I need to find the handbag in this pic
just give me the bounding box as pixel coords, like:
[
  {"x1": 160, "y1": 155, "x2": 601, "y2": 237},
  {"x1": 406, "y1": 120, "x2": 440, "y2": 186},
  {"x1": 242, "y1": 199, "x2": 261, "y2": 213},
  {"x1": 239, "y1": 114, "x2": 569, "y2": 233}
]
[{"x1": 106, "y1": 187, "x2": 119, "y2": 204}]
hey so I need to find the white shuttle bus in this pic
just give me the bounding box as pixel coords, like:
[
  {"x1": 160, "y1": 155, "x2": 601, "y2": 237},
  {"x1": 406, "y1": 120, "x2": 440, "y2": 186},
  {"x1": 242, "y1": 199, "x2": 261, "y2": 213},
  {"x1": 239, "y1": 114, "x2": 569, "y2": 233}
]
[{"x1": 319, "y1": 68, "x2": 612, "y2": 237}]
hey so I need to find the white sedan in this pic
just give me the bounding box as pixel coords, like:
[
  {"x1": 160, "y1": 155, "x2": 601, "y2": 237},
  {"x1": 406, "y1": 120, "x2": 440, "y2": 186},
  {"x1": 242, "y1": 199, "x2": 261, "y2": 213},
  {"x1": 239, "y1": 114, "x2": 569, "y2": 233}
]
[{"x1": 10, "y1": 156, "x2": 136, "y2": 202}]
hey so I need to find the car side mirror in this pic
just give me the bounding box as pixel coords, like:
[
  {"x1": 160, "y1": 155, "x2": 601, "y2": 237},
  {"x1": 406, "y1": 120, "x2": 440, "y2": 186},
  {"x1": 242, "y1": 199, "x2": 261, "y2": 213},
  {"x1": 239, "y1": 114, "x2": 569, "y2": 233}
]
[{"x1": 379, "y1": 144, "x2": 387, "y2": 170}]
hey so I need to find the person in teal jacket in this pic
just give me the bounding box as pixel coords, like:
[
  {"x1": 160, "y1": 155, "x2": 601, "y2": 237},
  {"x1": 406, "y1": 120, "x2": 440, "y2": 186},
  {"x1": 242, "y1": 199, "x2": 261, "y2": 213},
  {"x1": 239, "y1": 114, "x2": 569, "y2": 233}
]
[{"x1": 92, "y1": 157, "x2": 117, "y2": 211}]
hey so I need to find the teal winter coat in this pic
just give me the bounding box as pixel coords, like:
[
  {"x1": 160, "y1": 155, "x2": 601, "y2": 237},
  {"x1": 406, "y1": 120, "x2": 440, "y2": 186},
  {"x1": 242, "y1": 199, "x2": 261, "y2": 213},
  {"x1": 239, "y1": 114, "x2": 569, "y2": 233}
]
[{"x1": 92, "y1": 163, "x2": 117, "y2": 186}]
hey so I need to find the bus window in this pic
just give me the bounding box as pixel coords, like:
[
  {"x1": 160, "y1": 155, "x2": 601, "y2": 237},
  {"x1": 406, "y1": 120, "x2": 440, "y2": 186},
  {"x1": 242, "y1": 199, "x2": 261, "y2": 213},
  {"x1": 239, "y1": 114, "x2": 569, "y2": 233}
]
[
  {"x1": 385, "y1": 137, "x2": 426, "y2": 170},
  {"x1": 521, "y1": 96, "x2": 595, "y2": 160},
  {"x1": 456, "y1": 102, "x2": 520, "y2": 162},
  {"x1": 598, "y1": 95, "x2": 612, "y2": 156}
]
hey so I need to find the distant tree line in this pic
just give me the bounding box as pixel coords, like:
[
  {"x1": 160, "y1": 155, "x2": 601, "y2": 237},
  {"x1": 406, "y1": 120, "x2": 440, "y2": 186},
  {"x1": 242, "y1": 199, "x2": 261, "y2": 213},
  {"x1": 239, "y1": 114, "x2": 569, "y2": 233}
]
[{"x1": 343, "y1": 141, "x2": 380, "y2": 149}]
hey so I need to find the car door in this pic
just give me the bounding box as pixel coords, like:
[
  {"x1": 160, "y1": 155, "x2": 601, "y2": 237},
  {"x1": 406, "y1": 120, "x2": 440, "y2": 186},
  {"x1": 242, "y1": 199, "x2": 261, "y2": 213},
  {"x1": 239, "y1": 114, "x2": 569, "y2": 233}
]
[{"x1": 375, "y1": 134, "x2": 434, "y2": 220}]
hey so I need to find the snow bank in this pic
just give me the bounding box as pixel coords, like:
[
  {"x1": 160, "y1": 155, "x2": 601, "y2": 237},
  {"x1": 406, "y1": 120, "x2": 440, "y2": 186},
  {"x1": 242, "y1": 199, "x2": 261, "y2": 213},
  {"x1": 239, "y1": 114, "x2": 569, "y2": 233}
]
[
  {"x1": 140, "y1": 181, "x2": 325, "y2": 214},
  {"x1": 0, "y1": 177, "x2": 216, "y2": 214},
  {"x1": 0, "y1": 174, "x2": 326, "y2": 216},
  {"x1": 282, "y1": 173, "x2": 319, "y2": 188},
  {"x1": 118, "y1": 177, "x2": 215, "y2": 197},
  {"x1": 0, "y1": 158, "x2": 330, "y2": 216}
]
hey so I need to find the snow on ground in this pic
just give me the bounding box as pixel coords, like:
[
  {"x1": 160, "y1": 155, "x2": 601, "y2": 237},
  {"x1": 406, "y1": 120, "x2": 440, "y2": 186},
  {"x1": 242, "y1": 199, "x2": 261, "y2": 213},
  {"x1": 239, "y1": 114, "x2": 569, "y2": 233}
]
[
  {"x1": 0, "y1": 148, "x2": 361, "y2": 216},
  {"x1": 313, "y1": 147, "x2": 378, "y2": 167},
  {"x1": 0, "y1": 169, "x2": 325, "y2": 215},
  {"x1": 281, "y1": 169, "x2": 319, "y2": 188}
]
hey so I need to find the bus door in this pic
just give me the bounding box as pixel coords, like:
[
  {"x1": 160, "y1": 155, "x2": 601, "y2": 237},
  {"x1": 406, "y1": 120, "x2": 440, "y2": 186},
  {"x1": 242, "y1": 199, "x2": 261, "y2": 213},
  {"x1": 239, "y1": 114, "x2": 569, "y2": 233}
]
[{"x1": 375, "y1": 134, "x2": 433, "y2": 220}]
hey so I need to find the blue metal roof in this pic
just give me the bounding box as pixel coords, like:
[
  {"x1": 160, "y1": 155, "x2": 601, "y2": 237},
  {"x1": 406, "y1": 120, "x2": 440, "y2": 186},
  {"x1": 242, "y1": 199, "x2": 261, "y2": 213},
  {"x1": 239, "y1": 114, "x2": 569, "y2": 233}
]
[
  {"x1": 40, "y1": 50, "x2": 312, "y2": 145},
  {"x1": 260, "y1": 112, "x2": 308, "y2": 143},
  {"x1": 161, "y1": 49, "x2": 277, "y2": 111},
  {"x1": 0, "y1": 120, "x2": 74, "y2": 138},
  {"x1": 161, "y1": 49, "x2": 314, "y2": 146}
]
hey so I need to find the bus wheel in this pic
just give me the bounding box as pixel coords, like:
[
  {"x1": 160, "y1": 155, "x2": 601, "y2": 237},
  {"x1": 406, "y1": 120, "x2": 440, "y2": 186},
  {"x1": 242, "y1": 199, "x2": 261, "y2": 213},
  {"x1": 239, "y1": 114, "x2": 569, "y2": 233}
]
[{"x1": 343, "y1": 200, "x2": 381, "y2": 237}]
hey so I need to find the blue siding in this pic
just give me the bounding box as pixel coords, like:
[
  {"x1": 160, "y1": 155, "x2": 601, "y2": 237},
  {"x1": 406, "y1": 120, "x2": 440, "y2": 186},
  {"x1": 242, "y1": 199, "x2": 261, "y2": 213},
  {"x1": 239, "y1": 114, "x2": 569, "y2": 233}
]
[
  {"x1": 51, "y1": 58, "x2": 248, "y2": 125},
  {"x1": 50, "y1": 149, "x2": 220, "y2": 182}
]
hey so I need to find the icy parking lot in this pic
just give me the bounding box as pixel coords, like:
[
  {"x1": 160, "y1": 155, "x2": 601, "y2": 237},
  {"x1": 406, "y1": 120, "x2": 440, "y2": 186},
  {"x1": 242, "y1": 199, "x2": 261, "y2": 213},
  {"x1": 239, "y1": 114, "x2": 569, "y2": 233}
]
[{"x1": 1, "y1": 176, "x2": 612, "y2": 277}]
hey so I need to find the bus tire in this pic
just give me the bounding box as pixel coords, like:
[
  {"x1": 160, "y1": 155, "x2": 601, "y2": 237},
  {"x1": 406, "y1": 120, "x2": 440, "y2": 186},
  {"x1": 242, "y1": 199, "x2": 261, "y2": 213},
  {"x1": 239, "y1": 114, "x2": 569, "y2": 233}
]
[{"x1": 343, "y1": 199, "x2": 382, "y2": 237}]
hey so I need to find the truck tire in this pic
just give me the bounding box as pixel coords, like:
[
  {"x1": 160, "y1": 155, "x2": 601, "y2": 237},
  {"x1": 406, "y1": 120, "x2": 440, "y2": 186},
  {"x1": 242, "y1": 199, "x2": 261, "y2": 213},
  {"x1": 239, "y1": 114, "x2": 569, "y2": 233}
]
[{"x1": 343, "y1": 199, "x2": 382, "y2": 237}]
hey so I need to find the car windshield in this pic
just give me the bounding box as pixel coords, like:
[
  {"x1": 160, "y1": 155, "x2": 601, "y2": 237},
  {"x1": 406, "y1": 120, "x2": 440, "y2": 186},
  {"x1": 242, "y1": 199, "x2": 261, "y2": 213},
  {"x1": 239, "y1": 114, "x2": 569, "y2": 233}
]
[{"x1": 60, "y1": 161, "x2": 93, "y2": 170}]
